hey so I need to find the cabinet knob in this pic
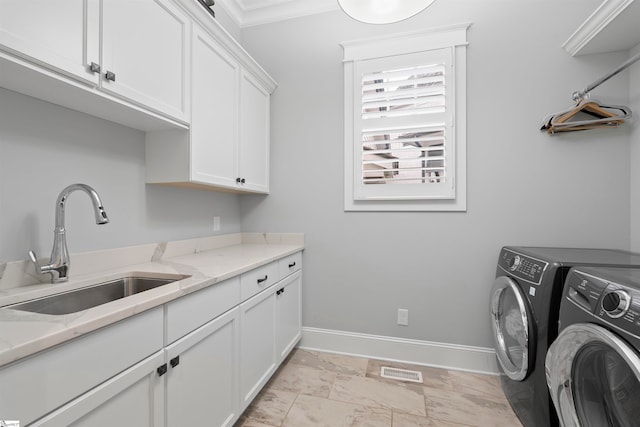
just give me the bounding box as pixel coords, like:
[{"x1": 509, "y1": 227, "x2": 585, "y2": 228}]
[
  {"x1": 89, "y1": 62, "x2": 101, "y2": 74},
  {"x1": 241, "y1": 178, "x2": 246, "y2": 184},
  {"x1": 105, "y1": 70, "x2": 116, "y2": 82},
  {"x1": 236, "y1": 177, "x2": 241, "y2": 183}
]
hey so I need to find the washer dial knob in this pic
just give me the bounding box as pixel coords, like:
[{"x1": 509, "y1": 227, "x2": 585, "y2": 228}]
[
  {"x1": 509, "y1": 256, "x2": 521, "y2": 271},
  {"x1": 602, "y1": 290, "x2": 630, "y2": 318}
]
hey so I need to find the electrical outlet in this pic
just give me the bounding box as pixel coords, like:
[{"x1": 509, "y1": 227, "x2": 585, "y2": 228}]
[
  {"x1": 397, "y1": 309, "x2": 409, "y2": 326},
  {"x1": 213, "y1": 216, "x2": 221, "y2": 231}
]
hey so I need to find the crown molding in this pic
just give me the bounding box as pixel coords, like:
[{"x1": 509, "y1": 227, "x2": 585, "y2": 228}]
[{"x1": 218, "y1": 0, "x2": 339, "y2": 27}]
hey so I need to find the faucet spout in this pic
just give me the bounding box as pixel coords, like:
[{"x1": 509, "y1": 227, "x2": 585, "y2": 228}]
[{"x1": 29, "y1": 184, "x2": 109, "y2": 283}]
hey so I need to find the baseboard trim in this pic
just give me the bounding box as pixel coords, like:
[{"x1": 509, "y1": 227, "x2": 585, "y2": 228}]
[{"x1": 299, "y1": 327, "x2": 499, "y2": 375}]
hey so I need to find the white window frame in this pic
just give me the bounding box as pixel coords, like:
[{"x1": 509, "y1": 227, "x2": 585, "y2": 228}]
[{"x1": 342, "y1": 23, "x2": 470, "y2": 212}]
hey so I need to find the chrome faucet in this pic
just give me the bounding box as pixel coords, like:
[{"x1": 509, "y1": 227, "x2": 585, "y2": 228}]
[{"x1": 29, "y1": 184, "x2": 109, "y2": 283}]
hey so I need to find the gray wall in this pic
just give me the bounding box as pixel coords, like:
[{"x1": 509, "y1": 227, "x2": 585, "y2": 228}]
[
  {"x1": 631, "y1": 44, "x2": 640, "y2": 252},
  {"x1": 239, "y1": 0, "x2": 633, "y2": 348},
  {"x1": 0, "y1": 88, "x2": 241, "y2": 263}
]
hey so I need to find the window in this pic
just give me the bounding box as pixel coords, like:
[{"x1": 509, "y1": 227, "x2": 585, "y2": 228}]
[{"x1": 342, "y1": 24, "x2": 469, "y2": 211}]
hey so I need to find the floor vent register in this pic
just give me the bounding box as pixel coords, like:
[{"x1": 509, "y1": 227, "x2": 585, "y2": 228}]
[{"x1": 380, "y1": 367, "x2": 423, "y2": 383}]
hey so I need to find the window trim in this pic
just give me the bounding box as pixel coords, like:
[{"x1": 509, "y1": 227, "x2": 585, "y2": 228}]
[{"x1": 342, "y1": 23, "x2": 470, "y2": 212}]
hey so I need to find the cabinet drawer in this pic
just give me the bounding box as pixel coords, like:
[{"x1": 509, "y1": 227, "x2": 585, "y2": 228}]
[
  {"x1": 0, "y1": 306, "x2": 163, "y2": 426},
  {"x1": 240, "y1": 261, "x2": 278, "y2": 302},
  {"x1": 166, "y1": 277, "x2": 240, "y2": 344},
  {"x1": 278, "y1": 251, "x2": 302, "y2": 279}
]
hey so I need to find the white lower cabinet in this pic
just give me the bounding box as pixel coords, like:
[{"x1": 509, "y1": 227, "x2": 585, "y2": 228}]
[
  {"x1": 165, "y1": 307, "x2": 240, "y2": 427},
  {"x1": 240, "y1": 285, "x2": 278, "y2": 410},
  {"x1": 31, "y1": 351, "x2": 165, "y2": 427},
  {"x1": 0, "y1": 252, "x2": 302, "y2": 427},
  {"x1": 276, "y1": 271, "x2": 302, "y2": 363}
]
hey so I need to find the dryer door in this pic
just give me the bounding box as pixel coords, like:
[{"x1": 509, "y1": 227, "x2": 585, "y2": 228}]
[
  {"x1": 490, "y1": 276, "x2": 535, "y2": 381},
  {"x1": 546, "y1": 323, "x2": 640, "y2": 427}
]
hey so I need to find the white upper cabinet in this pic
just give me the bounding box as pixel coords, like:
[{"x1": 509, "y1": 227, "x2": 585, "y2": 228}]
[
  {"x1": 0, "y1": 0, "x2": 100, "y2": 85},
  {"x1": 239, "y1": 69, "x2": 271, "y2": 193},
  {"x1": 0, "y1": 0, "x2": 190, "y2": 130},
  {"x1": 190, "y1": 26, "x2": 240, "y2": 188},
  {"x1": 145, "y1": 3, "x2": 277, "y2": 194},
  {"x1": 564, "y1": 0, "x2": 640, "y2": 55},
  {"x1": 101, "y1": 0, "x2": 190, "y2": 121}
]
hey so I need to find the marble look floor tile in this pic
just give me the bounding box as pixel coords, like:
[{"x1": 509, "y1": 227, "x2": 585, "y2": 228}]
[
  {"x1": 269, "y1": 363, "x2": 337, "y2": 398},
  {"x1": 392, "y1": 412, "x2": 468, "y2": 427},
  {"x1": 423, "y1": 387, "x2": 523, "y2": 427},
  {"x1": 366, "y1": 359, "x2": 453, "y2": 391},
  {"x1": 330, "y1": 374, "x2": 427, "y2": 416},
  {"x1": 234, "y1": 418, "x2": 278, "y2": 427},
  {"x1": 238, "y1": 387, "x2": 297, "y2": 426},
  {"x1": 283, "y1": 394, "x2": 392, "y2": 427},
  {"x1": 288, "y1": 348, "x2": 369, "y2": 376},
  {"x1": 447, "y1": 370, "x2": 505, "y2": 401}
]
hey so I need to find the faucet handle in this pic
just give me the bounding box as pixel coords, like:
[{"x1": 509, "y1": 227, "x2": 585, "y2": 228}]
[{"x1": 28, "y1": 250, "x2": 42, "y2": 275}]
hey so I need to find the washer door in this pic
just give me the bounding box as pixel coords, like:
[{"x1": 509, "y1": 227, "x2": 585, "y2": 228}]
[
  {"x1": 546, "y1": 323, "x2": 640, "y2": 427},
  {"x1": 490, "y1": 275, "x2": 535, "y2": 381}
]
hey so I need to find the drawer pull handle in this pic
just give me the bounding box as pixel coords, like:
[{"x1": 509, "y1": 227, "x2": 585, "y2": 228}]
[
  {"x1": 170, "y1": 356, "x2": 180, "y2": 368},
  {"x1": 288, "y1": 262, "x2": 296, "y2": 268},
  {"x1": 276, "y1": 287, "x2": 285, "y2": 295},
  {"x1": 257, "y1": 275, "x2": 268, "y2": 284},
  {"x1": 157, "y1": 363, "x2": 168, "y2": 376}
]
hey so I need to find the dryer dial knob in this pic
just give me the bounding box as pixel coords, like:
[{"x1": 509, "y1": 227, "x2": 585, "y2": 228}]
[
  {"x1": 509, "y1": 256, "x2": 521, "y2": 271},
  {"x1": 602, "y1": 290, "x2": 630, "y2": 318}
]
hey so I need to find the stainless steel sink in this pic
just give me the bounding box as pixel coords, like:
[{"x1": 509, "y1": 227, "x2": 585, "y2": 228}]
[{"x1": 6, "y1": 273, "x2": 190, "y2": 315}]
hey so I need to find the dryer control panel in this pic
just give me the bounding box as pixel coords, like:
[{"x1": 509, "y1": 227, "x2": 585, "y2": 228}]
[{"x1": 498, "y1": 249, "x2": 548, "y2": 285}]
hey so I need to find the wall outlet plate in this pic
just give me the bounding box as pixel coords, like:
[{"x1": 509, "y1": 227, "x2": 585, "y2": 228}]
[{"x1": 397, "y1": 308, "x2": 409, "y2": 326}]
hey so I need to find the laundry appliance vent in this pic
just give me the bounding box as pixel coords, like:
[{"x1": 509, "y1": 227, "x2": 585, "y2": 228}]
[{"x1": 380, "y1": 366, "x2": 423, "y2": 383}]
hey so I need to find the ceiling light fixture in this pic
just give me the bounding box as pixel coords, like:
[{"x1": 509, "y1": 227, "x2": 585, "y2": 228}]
[{"x1": 338, "y1": 0, "x2": 436, "y2": 24}]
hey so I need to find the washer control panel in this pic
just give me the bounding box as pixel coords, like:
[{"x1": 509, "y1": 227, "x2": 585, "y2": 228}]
[
  {"x1": 565, "y1": 268, "x2": 640, "y2": 335},
  {"x1": 498, "y1": 249, "x2": 548, "y2": 285}
]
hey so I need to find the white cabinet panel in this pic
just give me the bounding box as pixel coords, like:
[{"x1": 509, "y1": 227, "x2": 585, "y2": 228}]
[
  {"x1": 0, "y1": 0, "x2": 100, "y2": 85},
  {"x1": 239, "y1": 69, "x2": 270, "y2": 193},
  {"x1": 276, "y1": 271, "x2": 302, "y2": 363},
  {"x1": 101, "y1": 0, "x2": 189, "y2": 121},
  {"x1": 240, "y1": 285, "x2": 277, "y2": 410},
  {"x1": 165, "y1": 307, "x2": 240, "y2": 427},
  {"x1": 31, "y1": 351, "x2": 165, "y2": 427},
  {"x1": 190, "y1": 26, "x2": 238, "y2": 187}
]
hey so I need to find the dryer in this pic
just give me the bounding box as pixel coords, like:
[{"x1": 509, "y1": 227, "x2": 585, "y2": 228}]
[
  {"x1": 546, "y1": 266, "x2": 640, "y2": 427},
  {"x1": 490, "y1": 247, "x2": 640, "y2": 427}
]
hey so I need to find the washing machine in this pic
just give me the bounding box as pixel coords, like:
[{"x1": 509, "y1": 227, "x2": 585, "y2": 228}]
[
  {"x1": 490, "y1": 247, "x2": 640, "y2": 427},
  {"x1": 546, "y1": 266, "x2": 640, "y2": 426}
]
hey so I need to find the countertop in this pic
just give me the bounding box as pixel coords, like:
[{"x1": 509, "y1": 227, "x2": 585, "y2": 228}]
[{"x1": 0, "y1": 233, "x2": 304, "y2": 368}]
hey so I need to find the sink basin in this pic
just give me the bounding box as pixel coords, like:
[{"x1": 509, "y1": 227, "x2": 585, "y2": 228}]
[{"x1": 6, "y1": 273, "x2": 190, "y2": 315}]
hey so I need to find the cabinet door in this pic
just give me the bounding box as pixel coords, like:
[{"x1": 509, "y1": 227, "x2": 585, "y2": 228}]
[
  {"x1": 239, "y1": 69, "x2": 270, "y2": 193},
  {"x1": 276, "y1": 271, "x2": 302, "y2": 363},
  {"x1": 101, "y1": 0, "x2": 189, "y2": 121},
  {"x1": 190, "y1": 26, "x2": 239, "y2": 188},
  {"x1": 240, "y1": 285, "x2": 277, "y2": 410},
  {"x1": 166, "y1": 307, "x2": 240, "y2": 427},
  {"x1": 31, "y1": 351, "x2": 165, "y2": 427},
  {"x1": 0, "y1": 0, "x2": 100, "y2": 85}
]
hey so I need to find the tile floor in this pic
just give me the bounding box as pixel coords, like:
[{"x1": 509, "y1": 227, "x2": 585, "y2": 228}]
[{"x1": 234, "y1": 349, "x2": 523, "y2": 427}]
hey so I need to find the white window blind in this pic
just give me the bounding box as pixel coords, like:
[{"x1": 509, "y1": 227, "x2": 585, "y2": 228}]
[
  {"x1": 354, "y1": 48, "x2": 454, "y2": 200},
  {"x1": 342, "y1": 24, "x2": 469, "y2": 211}
]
